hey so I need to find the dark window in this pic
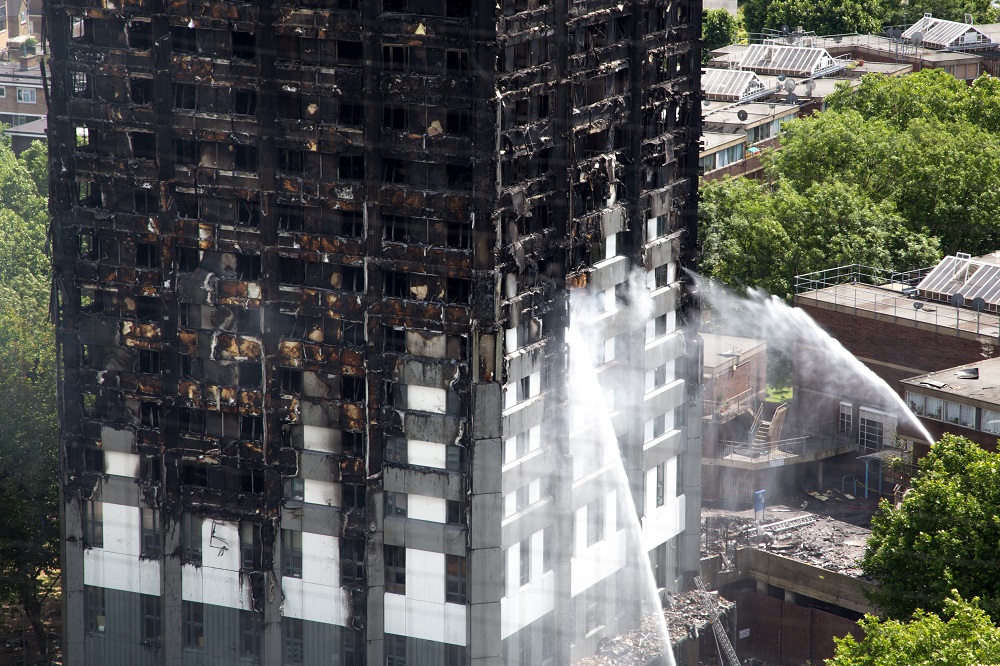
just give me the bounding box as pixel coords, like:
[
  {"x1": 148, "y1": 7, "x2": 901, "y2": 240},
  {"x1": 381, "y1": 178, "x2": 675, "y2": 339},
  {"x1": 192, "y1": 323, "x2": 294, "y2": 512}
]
[
  {"x1": 141, "y1": 594, "x2": 160, "y2": 644},
  {"x1": 234, "y1": 144, "x2": 257, "y2": 172},
  {"x1": 447, "y1": 500, "x2": 465, "y2": 525},
  {"x1": 131, "y1": 132, "x2": 156, "y2": 160},
  {"x1": 383, "y1": 45, "x2": 408, "y2": 70},
  {"x1": 240, "y1": 611, "x2": 261, "y2": 660},
  {"x1": 339, "y1": 155, "x2": 364, "y2": 180},
  {"x1": 386, "y1": 634, "x2": 407, "y2": 666},
  {"x1": 384, "y1": 328, "x2": 405, "y2": 353},
  {"x1": 240, "y1": 414, "x2": 263, "y2": 440},
  {"x1": 134, "y1": 190, "x2": 157, "y2": 215},
  {"x1": 384, "y1": 106, "x2": 408, "y2": 130},
  {"x1": 140, "y1": 401, "x2": 161, "y2": 428},
  {"x1": 446, "y1": 110, "x2": 471, "y2": 136},
  {"x1": 237, "y1": 200, "x2": 260, "y2": 227},
  {"x1": 342, "y1": 375, "x2": 365, "y2": 401},
  {"x1": 337, "y1": 101, "x2": 363, "y2": 127},
  {"x1": 85, "y1": 586, "x2": 106, "y2": 634},
  {"x1": 341, "y1": 538, "x2": 365, "y2": 586},
  {"x1": 342, "y1": 319, "x2": 365, "y2": 346},
  {"x1": 281, "y1": 528, "x2": 303, "y2": 578},
  {"x1": 285, "y1": 477, "x2": 304, "y2": 502},
  {"x1": 587, "y1": 498, "x2": 604, "y2": 546},
  {"x1": 653, "y1": 314, "x2": 667, "y2": 338},
  {"x1": 445, "y1": 0, "x2": 471, "y2": 17},
  {"x1": 172, "y1": 26, "x2": 197, "y2": 53},
  {"x1": 446, "y1": 645, "x2": 466, "y2": 666},
  {"x1": 279, "y1": 149, "x2": 305, "y2": 174},
  {"x1": 340, "y1": 211, "x2": 364, "y2": 237},
  {"x1": 182, "y1": 514, "x2": 202, "y2": 564},
  {"x1": 446, "y1": 555, "x2": 467, "y2": 603},
  {"x1": 183, "y1": 601, "x2": 204, "y2": 650},
  {"x1": 83, "y1": 500, "x2": 103, "y2": 548},
  {"x1": 655, "y1": 463, "x2": 665, "y2": 507},
  {"x1": 445, "y1": 50, "x2": 469, "y2": 75},
  {"x1": 241, "y1": 522, "x2": 262, "y2": 570},
  {"x1": 174, "y1": 82, "x2": 197, "y2": 110},
  {"x1": 136, "y1": 243, "x2": 159, "y2": 269},
  {"x1": 71, "y1": 71, "x2": 92, "y2": 98},
  {"x1": 283, "y1": 617, "x2": 304, "y2": 665},
  {"x1": 343, "y1": 483, "x2": 365, "y2": 511},
  {"x1": 385, "y1": 545, "x2": 406, "y2": 594},
  {"x1": 385, "y1": 271, "x2": 408, "y2": 298},
  {"x1": 383, "y1": 0, "x2": 407, "y2": 11},
  {"x1": 138, "y1": 349, "x2": 160, "y2": 374},
  {"x1": 127, "y1": 20, "x2": 153, "y2": 49},
  {"x1": 344, "y1": 629, "x2": 364, "y2": 666},
  {"x1": 279, "y1": 368, "x2": 303, "y2": 393},
  {"x1": 385, "y1": 491, "x2": 407, "y2": 517},
  {"x1": 231, "y1": 31, "x2": 256, "y2": 60},
  {"x1": 337, "y1": 40, "x2": 363, "y2": 63},
  {"x1": 141, "y1": 508, "x2": 160, "y2": 558},
  {"x1": 446, "y1": 278, "x2": 471, "y2": 304},
  {"x1": 383, "y1": 158, "x2": 409, "y2": 184},
  {"x1": 130, "y1": 78, "x2": 153, "y2": 105},
  {"x1": 446, "y1": 445, "x2": 463, "y2": 473},
  {"x1": 519, "y1": 539, "x2": 530, "y2": 586},
  {"x1": 446, "y1": 164, "x2": 472, "y2": 190},
  {"x1": 233, "y1": 89, "x2": 257, "y2": 115}
]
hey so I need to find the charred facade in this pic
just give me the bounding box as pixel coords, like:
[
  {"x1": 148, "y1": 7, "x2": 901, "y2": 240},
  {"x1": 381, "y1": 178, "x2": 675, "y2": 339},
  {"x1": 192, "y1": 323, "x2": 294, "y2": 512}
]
[{"x1": 48, "y1": 0, "x2": 701, "y2": 662}]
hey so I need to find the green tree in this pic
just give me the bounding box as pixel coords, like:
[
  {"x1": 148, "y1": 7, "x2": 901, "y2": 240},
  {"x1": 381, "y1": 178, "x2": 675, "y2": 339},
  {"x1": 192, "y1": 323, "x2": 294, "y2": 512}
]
[
  {"x1": 699, "y1": 175, "x2": 939, "y2": 299},
  {"x1": 827, "y1": 593, "x2": 1000, "y2": 666},
  {"x1": 703, "y1": 9, "x2": 740, "y2": 61},
  {"x1": 0, "y1": 136, "x2": 58, "y2": 659},
  {"x1": 742, "y1": 0, "x2": 885, "y2": 36},
  {"x1": 862, "y1": 434, "x2": 1000, "y2": 621},
  {"x1": 826, "y1": 69, "x2": 972, "y2": 130}
]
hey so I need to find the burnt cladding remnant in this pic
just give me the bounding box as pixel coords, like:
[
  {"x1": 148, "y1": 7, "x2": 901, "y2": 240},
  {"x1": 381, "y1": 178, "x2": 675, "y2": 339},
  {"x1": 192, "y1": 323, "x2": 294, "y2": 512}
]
[{"x1": 47, "y1": 0, "x2": 701, "y2": 661}]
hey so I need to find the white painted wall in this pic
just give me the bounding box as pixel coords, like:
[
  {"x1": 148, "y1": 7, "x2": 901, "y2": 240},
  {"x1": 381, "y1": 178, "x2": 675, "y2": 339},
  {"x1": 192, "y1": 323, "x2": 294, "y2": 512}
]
[
  {"x1": 183, "y1": 520, "x2": 251, "y2": 610},
  {"x1": 302, "y1": 425, "x2": 338, "y2": 453},
  {"x1": 570, "y1": 528, "x2": 626, "y2": 597},
  {"x1": 83, "y1": 502, "x2": 161, "y2": 595},
  {"x1": 407, "y1": 386, "x2": 447, "y2": 414},
  {"x1": 304, "y1": 479, "x2": 338, "y2": 506},
  {"x1": 384, "y1": 593, "x2": 467, "y2": 646},
  {"x1": 406, "y1": 548, "x2": 445, "y2": 604},
  {"x1": 642, "y1": 494, "x2": 685, "y2": 551},
  {"x1": 282, "y1": 531, "x2": 350, "y2": 625},
  {"x1": 408, "y1": 494, "x2": 447, "y2": 523},
  {"x1": 104, "y1": 451, "x2": 140, "y2": 478},
  {"x1": 500, "y1": 570, "x2": 555, "y2": 639},
  {"x1": 409, "y1": 439, "x2": 446, "y2": 469}
]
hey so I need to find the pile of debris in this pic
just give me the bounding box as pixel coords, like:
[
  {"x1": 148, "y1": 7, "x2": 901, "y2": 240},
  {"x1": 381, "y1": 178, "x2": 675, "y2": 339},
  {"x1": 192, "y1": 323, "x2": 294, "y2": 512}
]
[{"x1": 573, "y1": 591, "x2": 735, "y2": 665}]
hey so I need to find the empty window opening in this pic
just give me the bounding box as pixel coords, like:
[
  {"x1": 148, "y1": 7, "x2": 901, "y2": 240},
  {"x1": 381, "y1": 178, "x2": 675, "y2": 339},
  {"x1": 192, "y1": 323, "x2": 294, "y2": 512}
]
[
  {"x1": 231, "y1": 31, "x2": 256, "y2": 60},
  {"x1": 127, "y1": 20, "x2": 153, "y2": 49}
]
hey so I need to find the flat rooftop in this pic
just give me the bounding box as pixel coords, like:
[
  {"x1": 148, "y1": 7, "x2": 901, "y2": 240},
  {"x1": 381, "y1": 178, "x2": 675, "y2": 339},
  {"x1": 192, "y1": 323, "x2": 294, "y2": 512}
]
[
  {"x1": 700, "y1": 130, "x2": 746, "y2": 155},
  {"x1": 703, "y1": 333, "x2": 766, "y2": 372},
  {"x1": 901, "y1": 356, "x2": 1000, "y2": 405},
  {"x1": 795, "y1": 281, "x2": 1000, "y2": 343}
]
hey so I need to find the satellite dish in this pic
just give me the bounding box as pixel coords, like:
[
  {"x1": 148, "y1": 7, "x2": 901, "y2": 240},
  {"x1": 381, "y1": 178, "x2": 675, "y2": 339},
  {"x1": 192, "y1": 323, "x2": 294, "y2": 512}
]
[
  {"x1": 782, "y1": 24, "x2": 789, "y2": 33},
  {"x1": 973, "y1": 297, "x2": 987, "y2": 311},
  {"x1": 834, "y1": 35, "x2": 843, "y2": 43},
  {"x1": 777, "y1": 74, "x2": 786, "y2": 81},
  {"x1": 786, "y1": 92, "x2": 798, "y2": 104},
  {"x1": 783, "y1": 79, "x2": 796, "y2": 92},
  {"x1": 737, "y1": 109, "x2": 749, "y2": 121},
  {"x1": 805, "y1": 79, "x2": 817, "y2": 93},
  {"x1": 912, "y1": 31, "x2": 923, "y2": 46},
  {"x1": 703, "y1": 100, "x2": 711, "y2": 107},
  {"x1": 950, "y1": 293, "x2": 966, "y2": 307}
]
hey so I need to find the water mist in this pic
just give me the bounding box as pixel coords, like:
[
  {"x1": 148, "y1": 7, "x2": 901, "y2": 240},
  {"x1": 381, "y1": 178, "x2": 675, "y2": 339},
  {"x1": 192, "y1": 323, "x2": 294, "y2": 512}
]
[
  {"x1": 567, "y1": 272, "x2": 678, "y2": 666},
  {"x1": 694, "y1": 275, "x2": 935, "y2": 446}
]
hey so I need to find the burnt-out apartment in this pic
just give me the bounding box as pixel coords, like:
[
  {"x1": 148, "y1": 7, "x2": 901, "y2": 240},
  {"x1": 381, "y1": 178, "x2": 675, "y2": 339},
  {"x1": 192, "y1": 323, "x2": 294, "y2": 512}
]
[{"x1": 47, "y1": 0, "x2": 701, "y2": 663}]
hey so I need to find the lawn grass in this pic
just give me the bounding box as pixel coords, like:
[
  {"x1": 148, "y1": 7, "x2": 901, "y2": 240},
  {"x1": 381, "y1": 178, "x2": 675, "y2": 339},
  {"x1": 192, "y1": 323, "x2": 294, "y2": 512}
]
[{"x1": 766, "y1": 385, "x2": 793, "y2": 403}]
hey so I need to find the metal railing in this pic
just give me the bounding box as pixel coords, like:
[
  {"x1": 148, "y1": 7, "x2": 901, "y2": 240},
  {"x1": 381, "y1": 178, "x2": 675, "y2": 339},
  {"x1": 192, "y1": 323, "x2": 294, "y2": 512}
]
[
  {"x1": 795, "y1": 264, "x2": 1000, "y2": 338},
  {"x1": 717, "y1": 428, "x2": 855, "y2": 463},
  {"x1": 703, "y1": 387, "x2": 762, "y2": 422}
]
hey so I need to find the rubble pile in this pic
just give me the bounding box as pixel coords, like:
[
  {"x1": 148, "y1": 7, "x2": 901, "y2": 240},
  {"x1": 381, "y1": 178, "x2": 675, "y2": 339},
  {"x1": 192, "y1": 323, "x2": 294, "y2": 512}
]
[
  {"x1": 573, "y1": 592, "x2": 735, "y2": 666},
  {"x1": 759, "y1": 515, "x2": 870, "y2": 577}
]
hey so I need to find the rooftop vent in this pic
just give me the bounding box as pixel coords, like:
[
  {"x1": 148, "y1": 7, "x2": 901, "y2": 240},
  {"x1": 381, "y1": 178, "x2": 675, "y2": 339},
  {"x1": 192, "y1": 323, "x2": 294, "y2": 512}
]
[{"x1": 956, "y1": 368, "x2": 980, "y2": 379}]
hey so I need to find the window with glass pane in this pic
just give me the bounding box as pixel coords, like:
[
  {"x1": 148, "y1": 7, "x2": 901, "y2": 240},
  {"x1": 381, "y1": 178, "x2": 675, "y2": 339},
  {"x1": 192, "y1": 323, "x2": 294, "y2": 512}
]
[
  {"x1": 984, "y1": 409, "x2": 1000, "y2": 434},
  {"x1": 906, "y1": 392, "x2": 925, "y2": 416}
]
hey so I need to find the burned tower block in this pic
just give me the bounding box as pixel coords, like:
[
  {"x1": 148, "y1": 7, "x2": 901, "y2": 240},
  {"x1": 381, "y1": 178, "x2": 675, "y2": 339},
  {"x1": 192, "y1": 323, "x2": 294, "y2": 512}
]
[{"x1": 48, "y1": 0, "x2": 701, "y2": 662}]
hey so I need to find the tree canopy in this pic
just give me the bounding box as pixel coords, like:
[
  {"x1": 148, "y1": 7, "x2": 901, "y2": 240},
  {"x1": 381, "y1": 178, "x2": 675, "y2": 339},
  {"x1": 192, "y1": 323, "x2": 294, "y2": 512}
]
[
  {"x1": 742, "y1": 0, "x2": 997, "y2": 37},
  {"x1": 703, "y1": 9, "x2": 740, "y2": 61},
  {"x1": 698, "y1": 69, "x2": 1000, "y2": 295},
  {"x1": 827, "y1": 593, "x2": 1000, "y2": 666},
  {"x1": 0, "y1": 137, "x2": 57, "y2": 659},
  {"x1": 861, "y1": 434, "x2": 1000, "y2": 621}
]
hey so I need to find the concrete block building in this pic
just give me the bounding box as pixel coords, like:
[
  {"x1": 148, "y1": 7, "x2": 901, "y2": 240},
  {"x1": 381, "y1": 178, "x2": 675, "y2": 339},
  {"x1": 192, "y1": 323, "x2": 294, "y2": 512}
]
[{"x1": 46, "y1": 0, "x2": 702, "y2": 663}]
